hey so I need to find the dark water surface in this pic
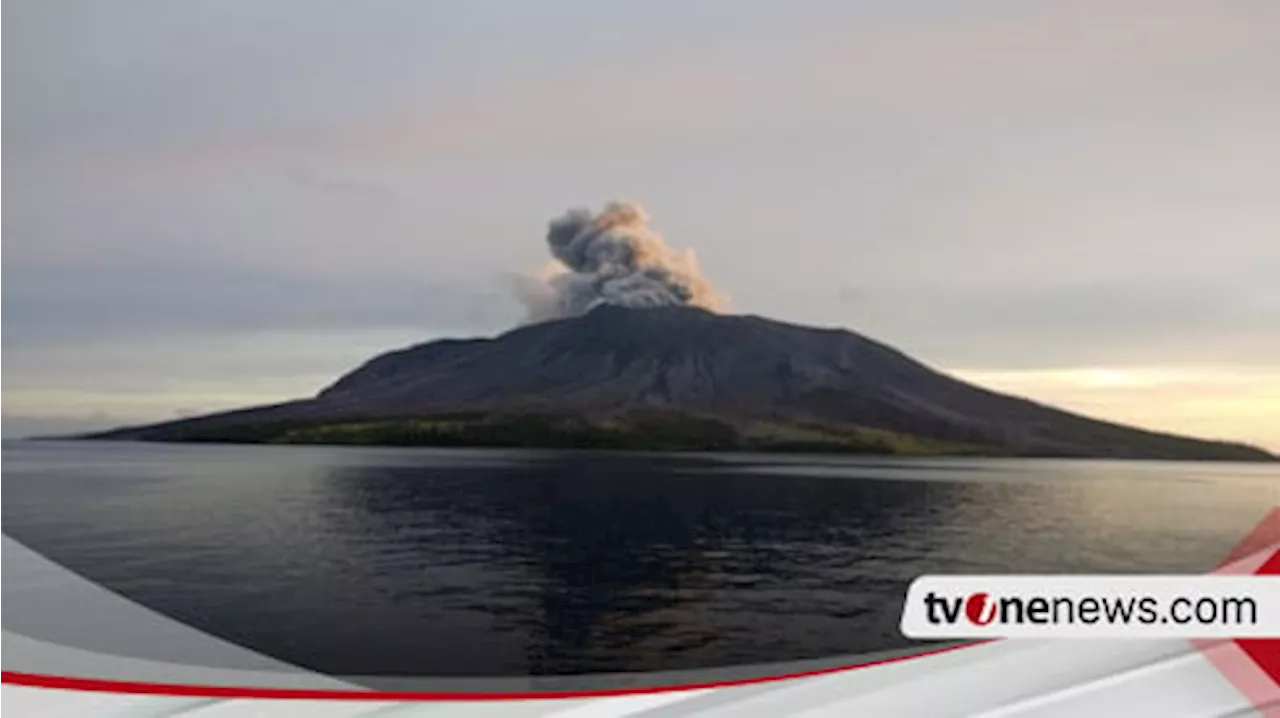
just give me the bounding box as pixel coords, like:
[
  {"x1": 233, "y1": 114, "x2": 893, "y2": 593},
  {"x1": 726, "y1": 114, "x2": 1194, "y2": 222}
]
[{"x1": 3, "y1": 440, "x2": 1274, "y2": 677}]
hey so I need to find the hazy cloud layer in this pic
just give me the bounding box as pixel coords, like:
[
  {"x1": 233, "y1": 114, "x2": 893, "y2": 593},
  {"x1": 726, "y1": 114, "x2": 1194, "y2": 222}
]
[{"x1": 4, "y1": 0, "x2": 1278, "y2": 446}]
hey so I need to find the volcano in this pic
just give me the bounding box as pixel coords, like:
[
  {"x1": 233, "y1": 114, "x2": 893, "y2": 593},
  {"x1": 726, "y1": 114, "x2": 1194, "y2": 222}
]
[{"x1": 89, "y1": 305, "x2": 1272, "y2": 460}]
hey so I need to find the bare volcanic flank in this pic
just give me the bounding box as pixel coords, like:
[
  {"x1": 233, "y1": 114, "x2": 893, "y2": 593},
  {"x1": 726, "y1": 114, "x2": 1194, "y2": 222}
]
[{"x1": 91, "y1": 305, "x2": 1272, "y2": 460}]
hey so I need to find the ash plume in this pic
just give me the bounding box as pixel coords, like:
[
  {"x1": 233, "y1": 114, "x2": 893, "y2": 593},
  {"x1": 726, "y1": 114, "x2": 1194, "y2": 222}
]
[{"x1": 516, "y1": 201, "x2": 728, "y2": 322}]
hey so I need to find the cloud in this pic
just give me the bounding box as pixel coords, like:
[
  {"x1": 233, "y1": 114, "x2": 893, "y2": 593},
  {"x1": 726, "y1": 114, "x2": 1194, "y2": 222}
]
[
  {"x1": 310, "y1": 0, "x2": 1279, "y2": 166},
  {"x1": 820, "y1": 277, "x2": 1280, "y2": 369},
  {"x1": 4, "y1": 0, "x2": 1277, "y2": 447},
  {"x1": 3, "y1": 262, "x2": 518, "y2": 347},
  {"x1": 2, "y1": 413, "x2": 121, "y2": 439},
  {"x1": 951, "y1": 365, "x2": 1280, "y2": 451},
  {"x1": 515, "y1": 201, "x2": 728, "y2": 322},
  {"x1": 285, "y1": 167, "x2": 399, "y2": 206}
]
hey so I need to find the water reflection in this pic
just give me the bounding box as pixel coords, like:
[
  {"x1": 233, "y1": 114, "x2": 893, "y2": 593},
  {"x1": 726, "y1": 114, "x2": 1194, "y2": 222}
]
[
  {"x1": 314, "y1": 454, "x2": 983, "y2": 673},
  {"x1": 3, "y1": 442, "x2": 1271, "y2": 677}
]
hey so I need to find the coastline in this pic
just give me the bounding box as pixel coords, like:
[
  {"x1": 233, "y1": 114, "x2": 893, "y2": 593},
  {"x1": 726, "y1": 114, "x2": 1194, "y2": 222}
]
[{"x1": 66, "y1": 415, "x2": 1277, "y2": 463}]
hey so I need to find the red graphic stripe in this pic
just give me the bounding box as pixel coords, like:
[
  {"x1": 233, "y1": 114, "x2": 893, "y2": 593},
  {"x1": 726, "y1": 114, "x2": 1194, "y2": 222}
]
[
  {"x1": 1, "y1": 642, "x2": 984, "y2": 701},
  {"x1": 1235, "y1": 546, "x2": 1280, "y2": 685},
  {"x1": 1219, "y1": 508, "x2": 1280, "y2": 569},
  {"x1": 1198, "y1": 508, "x2": 1280, "y2": 716}
]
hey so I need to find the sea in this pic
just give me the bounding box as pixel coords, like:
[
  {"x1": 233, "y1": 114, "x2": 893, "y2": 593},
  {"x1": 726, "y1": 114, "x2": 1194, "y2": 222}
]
[{"x1": 2, "y1": 439, "x2": 1274, "y2": 677}]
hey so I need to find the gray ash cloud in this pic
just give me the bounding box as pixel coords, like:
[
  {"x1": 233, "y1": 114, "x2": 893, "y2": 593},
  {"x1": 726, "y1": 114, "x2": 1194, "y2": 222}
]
[{"x1": 515, "y1": 201, "x2": 727, "y2": 322}]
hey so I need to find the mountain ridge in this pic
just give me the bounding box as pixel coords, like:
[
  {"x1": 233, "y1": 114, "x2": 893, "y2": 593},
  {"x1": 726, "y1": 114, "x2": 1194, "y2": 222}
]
[{"x1": 87, "y1": 305, "x2": 1274, "y2": 461}]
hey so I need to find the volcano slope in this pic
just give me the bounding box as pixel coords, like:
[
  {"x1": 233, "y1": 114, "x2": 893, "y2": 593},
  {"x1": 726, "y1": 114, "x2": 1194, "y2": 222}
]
[{"x1": 88, "y1": 305, "x2": 1273, "y2": 461}]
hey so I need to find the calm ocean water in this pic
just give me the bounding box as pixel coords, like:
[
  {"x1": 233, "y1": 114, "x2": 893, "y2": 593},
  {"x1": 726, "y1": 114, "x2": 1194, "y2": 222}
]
[{"x1": 3, "y1": 440, "x2": 1275, "y2": 676}]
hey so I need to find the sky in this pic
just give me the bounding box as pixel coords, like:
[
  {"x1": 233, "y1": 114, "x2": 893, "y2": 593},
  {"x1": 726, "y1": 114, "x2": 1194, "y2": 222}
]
[{"x1": 4, "y1": 0, "x2": 1279, "y2": 450}]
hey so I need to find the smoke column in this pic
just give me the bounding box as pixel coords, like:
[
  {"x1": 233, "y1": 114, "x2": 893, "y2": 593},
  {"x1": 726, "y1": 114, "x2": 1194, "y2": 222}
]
[{"x1": 516, "y1": 201, "x2": 728, "y2": 322}]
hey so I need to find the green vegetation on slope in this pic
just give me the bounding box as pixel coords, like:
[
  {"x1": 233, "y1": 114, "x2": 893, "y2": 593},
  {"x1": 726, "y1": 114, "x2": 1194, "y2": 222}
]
[
  {"x1": 270, "y1": 413, "x2": 741, "y2": 451},
  {"x1": 740, "y1": 420, "x2": 1002, "y2": 456},
  {"x1": 126, "y1": 412, "x2": 995, "y2": 455}
]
